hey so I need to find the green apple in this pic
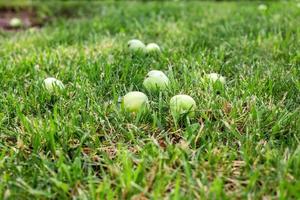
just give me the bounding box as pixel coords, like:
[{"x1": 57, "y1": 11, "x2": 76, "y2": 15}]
[
  {"x1": 128, "y1": 39, "x2": 146, "y2": 52},
  {"x1": 122, "y1": 91, "x2": 149, "y2": 113},
  {"x1": 9, "y1": 18, "x2": 22, "y2": 28},
  {"x1": 170, "y1": 94, "x2": 196, "y2": 118},
  {"x1": 145, "y1": 43, "x2": 161, "y2": 53},
  {"x1": 205, "y1": 73, "x2": 226, "y2": 84},
  {"x1": 43, "y1": 77, "x2": 65, "y2": 92},
  {"x1": 258, "y1": 4, "x2": 267, "y2": 11},
  {"x1": 143, "y1": 70, "x2": 169, "y2": 92}
]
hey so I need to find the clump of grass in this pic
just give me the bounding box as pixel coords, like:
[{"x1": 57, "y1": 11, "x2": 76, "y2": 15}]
[{"x1": 0, "y1": 1, "x2": 300, "y2": 199}]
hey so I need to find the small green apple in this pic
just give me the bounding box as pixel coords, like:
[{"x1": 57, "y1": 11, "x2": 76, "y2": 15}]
[
  {"x1": 9, "y1": 18, "x2": 22, "y2": 28},
  {"x1": 122, "y1": 91, "x2": 149, "y2": 113},
  {"x1": 205, "y1": 73, "x2": 226, "y2": 84},
  {"x1": 258, "y1": 4, "x2": 267, "y2": 11},
  {"x1": 170, "y1": 94, "x2": 196, "y2": 118},
  {"x1": 145, "y1": 43, "x2": 161, "y2": 53},
  {"x1": 128, "y1": 39, "x2": 146, "y2": 52},
  {"x1": 143, "y1": 70, "x2": 169, "y2": 92},
  {"x1": 43, "y1": 77, "x2": 65, "y2": 92}
]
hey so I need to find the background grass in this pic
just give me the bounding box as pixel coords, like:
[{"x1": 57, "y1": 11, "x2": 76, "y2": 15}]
[{"x1": 0, "y1": 1, "x2": 300, "y2": 199}]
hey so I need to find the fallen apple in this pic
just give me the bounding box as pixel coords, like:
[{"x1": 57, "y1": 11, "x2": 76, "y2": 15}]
[
  {"x1": 128, "y1": 39, "x2": 146, "y2": 52},
  {"x1": 258, "y1": 4, "x2": 267, "y2": 11},
  {"x1": 43, "y1": 77, "x2": 65, "y2": 92},
  {"x1": 205, "y1": 73, "x2": 226, "y2": 84},
  {"x1": 143, "y1": 70, "x2": 169, "y2": 92},
  {"x1": 122, "y1": 91, "x2": 149, "y2": 113},
  {"x1": 170, "y1": 94, "x2": 196, "y2": 118},
  {"x1": 145, "y1": 43, "x2": 161, "y2": 53},
  {"x1": 9, "y1": 18, "x2": 22, "y2": 28}
]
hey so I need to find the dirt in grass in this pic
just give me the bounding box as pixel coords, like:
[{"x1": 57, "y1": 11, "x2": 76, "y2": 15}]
[{"x1": 0, "y1": 7, "x2": 45, "y2": 31}]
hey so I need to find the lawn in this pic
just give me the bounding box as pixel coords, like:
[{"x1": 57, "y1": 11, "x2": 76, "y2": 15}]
[{"x1": 0, "y1": 1, "x2": 300, "y2": 199}]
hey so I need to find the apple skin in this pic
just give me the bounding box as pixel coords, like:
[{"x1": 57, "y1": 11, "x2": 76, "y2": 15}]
[
  {"x1": 205, "y1": 73, "x2": 226, "y2": 84},
  {"x1": 170, "y1": 94, "x2": 196, "y2": 118},
  {"x1": 43, "y1": 77, "x2": 65, "y2": 92},
  {"x1": 145, "y1": 43, "x2": 161, "y2": 53},
  {"x1": 127, "y1": 39, "x2": 146, "y2": 52},
  {"x1": 122, "y1": 91, "x2": 149, "y2": 113},
  {"x1": 143, "y1": 70, "x2": 169, "y2": 92}
]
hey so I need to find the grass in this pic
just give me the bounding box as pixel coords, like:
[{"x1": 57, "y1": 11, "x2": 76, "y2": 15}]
[{"x1": 0, "y1": 1, "x2": 300, "y2": 199}]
